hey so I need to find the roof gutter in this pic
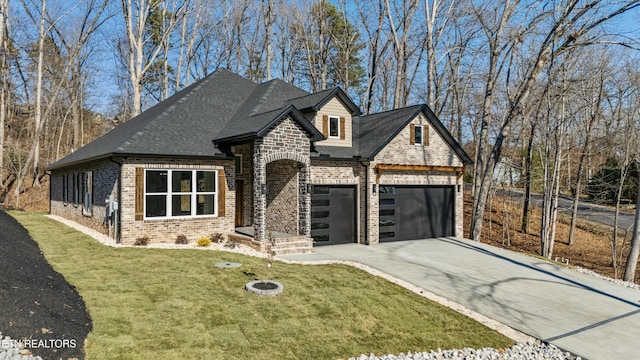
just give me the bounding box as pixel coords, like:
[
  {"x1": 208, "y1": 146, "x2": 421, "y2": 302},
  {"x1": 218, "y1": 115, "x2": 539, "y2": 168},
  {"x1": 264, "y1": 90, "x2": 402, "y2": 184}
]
[{"x1": 358, "y1": 158, "x2": 370, "y2": 245}]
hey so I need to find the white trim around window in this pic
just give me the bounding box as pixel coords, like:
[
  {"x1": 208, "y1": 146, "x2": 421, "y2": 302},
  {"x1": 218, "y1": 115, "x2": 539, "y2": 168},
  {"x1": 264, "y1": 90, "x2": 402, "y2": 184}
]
[
  {"x1": 328, "y1": 116, "x2": 340, "y2": 138},
  {"x1": 144, "y1": 169, "x2": 218, "y2": 219},
  {"x1": 414, "y1": 125, "x2": 424, "y2": 146}
]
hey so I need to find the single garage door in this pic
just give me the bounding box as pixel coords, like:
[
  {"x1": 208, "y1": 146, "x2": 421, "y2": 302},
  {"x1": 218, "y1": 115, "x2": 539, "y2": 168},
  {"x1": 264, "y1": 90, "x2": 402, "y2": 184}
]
[
  {"x1": 311, "y1": 185, "x2": 357, "y2": 246},
  {"x1": 378, "y1": 185, "x2": 454, "y2": 242}
]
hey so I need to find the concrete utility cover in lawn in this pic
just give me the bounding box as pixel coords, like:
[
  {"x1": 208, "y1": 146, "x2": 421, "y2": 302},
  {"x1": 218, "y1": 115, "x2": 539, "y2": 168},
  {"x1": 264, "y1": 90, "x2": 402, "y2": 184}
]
[{"x1": 282, "y1": 238, "x2": 640, "y2": 360}]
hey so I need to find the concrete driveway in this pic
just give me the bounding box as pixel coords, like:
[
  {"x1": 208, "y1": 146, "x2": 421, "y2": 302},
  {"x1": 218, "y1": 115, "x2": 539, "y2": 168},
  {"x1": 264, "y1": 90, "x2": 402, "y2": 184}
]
[{"x1": 282, "y1": 238, "x2": 640, "y2": 360}]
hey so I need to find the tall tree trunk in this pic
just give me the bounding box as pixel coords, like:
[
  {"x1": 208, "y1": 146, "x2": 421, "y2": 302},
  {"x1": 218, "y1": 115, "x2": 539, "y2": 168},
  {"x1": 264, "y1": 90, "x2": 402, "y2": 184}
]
[
  {"x1": 263, "y1": 0, "x2": 273, "y2": 80},
  {"x1": 623, "y1": 169, "x2": 640, "y2": 282},
  {"x1": 31, "y1": 0, "x2": 47, "y2": 188},
  {"x1": 521, "y1": 120, "x2": 536, "y2": 234},
  {"x1": 568, "y1": 72, "x2": 603, "y2": 245},
  {"x1": 0, "y1": 0, "x2": 7, "y2": 192}
]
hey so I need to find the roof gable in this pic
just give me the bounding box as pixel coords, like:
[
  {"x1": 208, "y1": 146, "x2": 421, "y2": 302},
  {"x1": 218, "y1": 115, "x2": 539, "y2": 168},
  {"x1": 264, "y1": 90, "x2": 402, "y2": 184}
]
[
  {"x1": 288, "y1": 87, "x2": 361, "y2": 116},
  {"x1": 359, "y1": 104, "x2": 472, "y2": 164}
]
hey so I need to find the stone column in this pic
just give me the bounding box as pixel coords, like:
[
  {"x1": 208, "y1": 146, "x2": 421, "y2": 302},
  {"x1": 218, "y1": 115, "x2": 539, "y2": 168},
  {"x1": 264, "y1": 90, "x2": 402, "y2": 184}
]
[
  {"x1": 253, "y1": 143, "x2": 266, "y2": 243},
  {"x1": 298, "y1": 163, "x2": 311, "y2": 237}
]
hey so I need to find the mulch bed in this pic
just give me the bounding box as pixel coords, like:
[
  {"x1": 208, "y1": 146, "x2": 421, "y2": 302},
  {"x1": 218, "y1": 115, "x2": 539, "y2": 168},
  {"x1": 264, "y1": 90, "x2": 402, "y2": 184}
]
[{"x1": 0, "y1": 210, "x2": 91, "y2": 360}]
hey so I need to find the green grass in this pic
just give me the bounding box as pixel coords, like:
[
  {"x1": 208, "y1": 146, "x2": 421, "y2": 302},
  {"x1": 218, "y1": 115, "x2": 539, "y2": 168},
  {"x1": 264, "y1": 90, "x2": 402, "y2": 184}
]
[{"x1": 12, "y1": 212, "x2": 514, "y2": 360}]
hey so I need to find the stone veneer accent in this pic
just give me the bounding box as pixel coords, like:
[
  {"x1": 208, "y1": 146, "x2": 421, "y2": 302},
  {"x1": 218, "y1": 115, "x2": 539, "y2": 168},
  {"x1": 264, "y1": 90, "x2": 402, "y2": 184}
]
[{"x1": 252, "y1": 116, "x2": 312, "y2": 253}]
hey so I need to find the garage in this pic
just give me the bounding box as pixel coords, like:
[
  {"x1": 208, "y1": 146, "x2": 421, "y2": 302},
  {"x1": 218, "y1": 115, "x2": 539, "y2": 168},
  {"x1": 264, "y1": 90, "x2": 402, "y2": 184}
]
[
  {"x1": 378, "y1": 185, "x2": 455, "y2": 242},
  {"x1": 311, "y1": 185, "x2": 357, "y2": 245}
]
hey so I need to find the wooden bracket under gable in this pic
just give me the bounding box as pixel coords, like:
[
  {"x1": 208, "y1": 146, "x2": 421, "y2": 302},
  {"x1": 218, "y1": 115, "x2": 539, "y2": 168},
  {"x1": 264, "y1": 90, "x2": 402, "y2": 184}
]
[{"x1": 373, "y1": 164, "x2": 465, "y2": 184}]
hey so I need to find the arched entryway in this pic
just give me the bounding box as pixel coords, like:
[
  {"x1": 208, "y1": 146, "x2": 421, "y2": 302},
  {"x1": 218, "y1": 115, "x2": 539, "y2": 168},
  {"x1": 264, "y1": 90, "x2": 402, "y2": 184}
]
[
  {"x1": 265, "y1": 159, "x2": 301, "y2": 235},
  {"x1": 252, "y1": 151, "x2": 311, "y2": 245}
]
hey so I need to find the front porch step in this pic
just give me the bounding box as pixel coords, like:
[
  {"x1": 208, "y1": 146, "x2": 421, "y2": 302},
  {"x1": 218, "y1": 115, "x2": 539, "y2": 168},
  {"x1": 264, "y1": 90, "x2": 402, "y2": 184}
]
[
  {"x1": 231, "y1": 230, "x2": 313, "y2": 256},
  {"x1": 269, "y1": 236, "x2": 313, "y2": 256}
]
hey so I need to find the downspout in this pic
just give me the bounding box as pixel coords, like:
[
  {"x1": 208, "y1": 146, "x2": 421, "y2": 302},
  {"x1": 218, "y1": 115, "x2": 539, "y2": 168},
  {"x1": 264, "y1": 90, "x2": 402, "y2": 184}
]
[
  {"x1": 109, "y1": 157, "x2": 122, "y2": 244},
  {"x1": 45, "y1": 171, "x2": 51, "y2": 214},
  {"x1": 359, "y1": 158, "x2": 369, "y2": 245}
]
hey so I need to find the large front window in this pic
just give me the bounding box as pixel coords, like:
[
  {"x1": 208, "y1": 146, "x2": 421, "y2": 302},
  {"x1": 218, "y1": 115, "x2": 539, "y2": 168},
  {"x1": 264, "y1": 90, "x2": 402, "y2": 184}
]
[{"x1": 145, "y1": 169, "x2": 217, "y2": 218}]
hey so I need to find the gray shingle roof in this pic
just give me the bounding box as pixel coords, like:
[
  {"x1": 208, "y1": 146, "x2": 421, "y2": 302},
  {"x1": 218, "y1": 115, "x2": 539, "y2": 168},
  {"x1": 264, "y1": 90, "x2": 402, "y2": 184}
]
[
  {"x1": 312, "y1": 104, "x2": 472, "y2": 165},
  {"x1": 47, "y1": 69, "x2": 323, "y2": 170},
  {"x1": 47, "y1": 69, "x2": 256, "y2": 169},
  {"x1": 47, "y1": 68, "x2": 470, "y2": 170},
  {"x1": 288, "y1": 87, "x2": 361, "y2": 115}
]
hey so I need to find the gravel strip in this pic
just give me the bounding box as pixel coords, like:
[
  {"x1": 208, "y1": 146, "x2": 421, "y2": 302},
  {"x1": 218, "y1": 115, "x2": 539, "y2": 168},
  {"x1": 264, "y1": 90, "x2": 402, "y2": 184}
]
[
  {"x1": 0, "y1": 333, "x2": 43, "y2": 360},
  {"x1": 346, "y1": 341, "x2": 580, "y2": 360},
  {"x1": 574, "y1": 266, "x2": 640, "y2": 290}
]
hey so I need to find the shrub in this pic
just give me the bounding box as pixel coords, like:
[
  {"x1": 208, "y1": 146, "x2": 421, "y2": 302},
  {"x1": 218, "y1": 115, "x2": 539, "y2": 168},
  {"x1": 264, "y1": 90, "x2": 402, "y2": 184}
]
[
  {"x1": 209, "y1": 233, "x2": 225, "y2": 243},
  {"x1": 175, "y1": 234, "x2": 188, "y2": 245},
  {"x1": 134, "y1": 236, "x2": 149, "y2": 246},
  {"x1": 196, "y1": 237, "x2": 211, "y2": 247}
]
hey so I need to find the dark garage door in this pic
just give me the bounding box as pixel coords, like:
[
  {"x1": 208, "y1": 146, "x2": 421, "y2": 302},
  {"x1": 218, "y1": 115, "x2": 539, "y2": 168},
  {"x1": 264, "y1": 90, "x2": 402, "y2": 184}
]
[
  {"x1": 311, "y1": 185, "x2": 356, "y2": 245},
  {"x1": 379, "y1": 185, "x2": 454, "y2": 242}
]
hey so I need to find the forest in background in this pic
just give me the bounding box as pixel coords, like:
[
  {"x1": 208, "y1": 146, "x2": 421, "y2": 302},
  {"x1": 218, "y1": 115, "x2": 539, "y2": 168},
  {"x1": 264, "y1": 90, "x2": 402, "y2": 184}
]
[{"x1": 0, "y1": 0, "x2": 639, "y2": 279}]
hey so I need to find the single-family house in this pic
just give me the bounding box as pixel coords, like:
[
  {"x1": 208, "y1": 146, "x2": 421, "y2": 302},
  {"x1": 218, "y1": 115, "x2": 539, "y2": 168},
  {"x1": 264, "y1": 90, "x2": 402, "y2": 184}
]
[{"x1": 47, "y1": 69, "x2": 472, "y2": 254}]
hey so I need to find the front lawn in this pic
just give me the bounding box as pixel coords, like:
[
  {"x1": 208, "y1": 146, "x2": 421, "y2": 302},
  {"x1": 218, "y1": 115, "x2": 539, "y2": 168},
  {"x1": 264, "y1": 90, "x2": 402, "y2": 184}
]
[{"x1": 12, "y1": 212, "x2": 513, "y2": 360}]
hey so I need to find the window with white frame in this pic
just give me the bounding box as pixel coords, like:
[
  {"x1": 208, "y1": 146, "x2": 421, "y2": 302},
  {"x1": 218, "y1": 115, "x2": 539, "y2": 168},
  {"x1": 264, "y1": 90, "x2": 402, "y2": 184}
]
[
  {"x1": 329, "y1": 116, "x2": 340, "y2": 138},
  {"x1": 144, "y1": 169, "x2": 217, "y2": 218},
  {"x1": 414, "y1": 125, "x2": 423, "y2": 145}
]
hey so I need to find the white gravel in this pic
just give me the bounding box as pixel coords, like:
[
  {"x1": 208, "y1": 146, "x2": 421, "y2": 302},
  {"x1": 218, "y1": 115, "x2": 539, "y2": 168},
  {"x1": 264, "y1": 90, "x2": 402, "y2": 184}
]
[{"x1": 0, "y1": 333, "x2": 43, "y2": 360}]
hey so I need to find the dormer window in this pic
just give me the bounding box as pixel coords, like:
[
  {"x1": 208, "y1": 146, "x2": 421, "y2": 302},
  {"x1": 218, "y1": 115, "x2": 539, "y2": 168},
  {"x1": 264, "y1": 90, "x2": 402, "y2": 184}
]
[
  {"x1": 329, "y1": 116, "x2": 340, "y2": 138},
  {"x1": 322, "y1": 115, "x2": 346, "y2": 141}
]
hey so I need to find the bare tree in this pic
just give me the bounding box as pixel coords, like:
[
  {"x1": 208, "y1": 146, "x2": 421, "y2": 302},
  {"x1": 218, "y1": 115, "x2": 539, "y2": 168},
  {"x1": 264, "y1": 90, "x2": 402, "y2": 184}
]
[
  {"x1": 568, "y1": 57, "x2": 605, "y2": 246},
  {"x1": 624, "y1": 168, "x2": 640, "y2": 282},
  {"x1": 356, "y1": 0, "x2": 388, "y2": 114},
  {"x1": 0, "y1": 0, "x2": 8, "y2": 192},
  {"x1": 469, "y1": 0, "x2": 640, "y2": 242},
  {"x1": 384, "y1": 0, "x2": 419, "y2": 108},
  {"x1": 121, "y1": 0, "x2": 185, "y2": 117},
  {"x1": 49, "y1": 0, "x2": 110, "y2": 150}
]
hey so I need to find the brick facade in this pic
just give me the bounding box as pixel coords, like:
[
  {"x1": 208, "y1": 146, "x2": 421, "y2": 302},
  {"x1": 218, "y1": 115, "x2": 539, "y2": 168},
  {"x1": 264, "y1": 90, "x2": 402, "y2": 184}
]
[
  {"x1": 266, "y1": 160, "x2": 299, "y2": 234},
  {"x1": 372, "y1": 113, "x2": 465, "y2": 238},
  {"x1": 232, "y1": 143, "x2": 254, "y2": 226},
  {"x1": 50, "y1": 159, "x2": 119, "y2": 237},
  {"x1": 50, "y1": 102, "x2": 467, "y2": 253},
  {"x1": 119, "y1": 158, "x2": 235, "y2": 245}
]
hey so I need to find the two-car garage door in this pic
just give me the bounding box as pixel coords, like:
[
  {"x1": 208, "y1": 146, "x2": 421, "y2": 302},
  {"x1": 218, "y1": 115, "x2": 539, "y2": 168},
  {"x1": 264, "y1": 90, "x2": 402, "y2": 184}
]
[
  {"x1": 378, "y1": 185, "x2": 455, "y2": 242},
  {"x1": 311, "y1": 184, "x2": 455, "y2": 245}
]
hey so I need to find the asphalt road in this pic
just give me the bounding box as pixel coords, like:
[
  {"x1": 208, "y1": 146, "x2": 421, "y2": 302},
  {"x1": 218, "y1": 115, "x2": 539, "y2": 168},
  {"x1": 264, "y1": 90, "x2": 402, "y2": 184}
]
[{"x1": 496, "y1": 188, "x2": 637, "y2": 231}]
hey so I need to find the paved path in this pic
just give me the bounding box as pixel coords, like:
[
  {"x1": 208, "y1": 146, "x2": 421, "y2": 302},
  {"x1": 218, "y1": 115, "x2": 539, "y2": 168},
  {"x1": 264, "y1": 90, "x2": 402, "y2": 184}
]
[{"x1": 283, "y1": 239, "x2": 640, "y2": 360}]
